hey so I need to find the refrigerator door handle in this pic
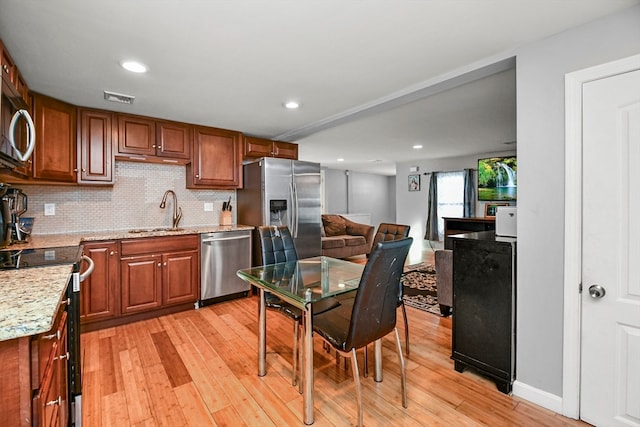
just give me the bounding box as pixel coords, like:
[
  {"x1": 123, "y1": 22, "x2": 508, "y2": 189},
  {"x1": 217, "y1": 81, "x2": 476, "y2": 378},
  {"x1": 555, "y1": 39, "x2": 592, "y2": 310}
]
[{"x1": 290, "y1": 180, "x2": 298, "y2": 237}]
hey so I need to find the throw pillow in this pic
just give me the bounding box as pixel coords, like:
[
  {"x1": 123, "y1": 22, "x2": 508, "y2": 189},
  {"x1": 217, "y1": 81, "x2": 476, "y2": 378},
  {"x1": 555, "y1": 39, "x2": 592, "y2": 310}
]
[{"x1": 322, "y1": 215, "x2": 347, "y2": 236}]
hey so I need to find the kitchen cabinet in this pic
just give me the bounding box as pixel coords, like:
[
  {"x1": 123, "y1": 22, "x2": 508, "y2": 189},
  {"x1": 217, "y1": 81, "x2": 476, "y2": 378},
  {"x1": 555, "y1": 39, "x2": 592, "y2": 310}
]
[
  {"x1": 77, "y1": 108, "x2": 115, "y2": 184},
  {"x1": 117, "y1": 113, "x2": 156, "y2": 157},
  {"x1": 120, "y1": 235, "x2": 199, "y2": 316},
  {"x1": 187, "y1": 125, "x2": 243, "y2": 189},
  {"x1": 81, "y1": 241, "x2": 119, "y2": 324},
  {"x1": 244, "y1": 136, "x2": 298, "y2": 160},
  {"x1": 156, "y1": 119, "x2": 191, "y2": 161},
  {"x1": 116, "y1": 114, "x2": 191, "y2": 164},
  {"x1": 31, "y1": 93, "x2": 77, "y2": 182},
  {"x1": 1, "y1": 38, "x2": 29, "y2": 103},
  {"x1": 33, "y1": 307, "x2": 69, "y2": 427}
]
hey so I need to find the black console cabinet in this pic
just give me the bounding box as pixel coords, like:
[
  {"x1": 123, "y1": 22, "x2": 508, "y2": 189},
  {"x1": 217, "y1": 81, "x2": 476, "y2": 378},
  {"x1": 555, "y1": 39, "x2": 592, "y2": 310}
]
[{"x1": 451, "y1": 231, "x2": 516, "y2": 394}]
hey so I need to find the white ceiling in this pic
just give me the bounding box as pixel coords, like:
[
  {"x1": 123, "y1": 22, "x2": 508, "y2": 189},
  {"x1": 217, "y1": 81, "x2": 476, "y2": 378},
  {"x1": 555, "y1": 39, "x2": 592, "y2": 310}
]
[{"x1": 1, "y1": 0, "x2": 637, "y2": 175}]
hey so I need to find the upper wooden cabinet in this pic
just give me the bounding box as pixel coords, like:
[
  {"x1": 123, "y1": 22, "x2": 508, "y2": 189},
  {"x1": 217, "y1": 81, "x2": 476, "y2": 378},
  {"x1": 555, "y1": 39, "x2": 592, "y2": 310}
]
[
  {"x1": 156, "y1": 120, "x2": 190, "y2": 161},
  {"x1": 187, "y1": 126, "x2": 243, "y2": 189},
  {"x1": 1, "y1": 39, "x2": 29, "y2": 102},
  {"x1": 117, "y1": 113, "x2": 156, "y2": 157},
  {"x1": 77, "y1": 108, "x2": 115, "y2": 184},
  {"x1": 116, "y1": 114, "x2": 190, "y2": 164},
  {"x1": 244, "y1": 136, "x2": 298, "y2": 160},
  {"x1": 32, "y1": 93, "x2": 77, "y2": 182}
]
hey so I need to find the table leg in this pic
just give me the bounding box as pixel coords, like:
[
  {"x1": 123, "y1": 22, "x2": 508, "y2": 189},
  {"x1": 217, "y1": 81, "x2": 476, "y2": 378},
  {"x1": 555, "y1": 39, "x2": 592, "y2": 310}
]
[
  {"x1": 258, "y1": 288, "x2": 266, "y2": 377},
  {"x1": 374, "y1": 339, "x2": 383, "y2": 382},
  {"x1": 303, "y1": 305, "x2": 314, "y2": 425}
]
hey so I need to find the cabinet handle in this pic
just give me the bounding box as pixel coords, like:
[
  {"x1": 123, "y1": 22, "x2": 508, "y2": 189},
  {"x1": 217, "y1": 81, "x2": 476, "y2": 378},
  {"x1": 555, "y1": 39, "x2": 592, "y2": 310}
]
[
  {"x1": 157, "y1": 263, "x2": 161, "y2": 267},
  {"x1": 195, "y1": 174, "x2": 200, "y2": 178},
  {"x1": 55, "y1": 352, "x2": 69, "y2": 361},
  {"x1": 73, "y1": 168, "x2": 78, "y2": 172},
  {"x1": 61, "y1": 298, "x2": 71, "y2": 306},
  {"x1": 46, "y1": 397, "x2": 61, "y2": 407},
  {"x1": 152, "y1": 144, "x2": 156, "y2": 148},
  {"x1": 2, "y1": 64, "x2": 8, "y2": 73},
  {"x1": 163, "y1": 262, "x2": 167, "y2": 266},
  {"x1": 42, "y1": 330, "x2": 61, "y2": 340},
  {"x1": 82, "y1": 168, "x2": 86, "y2": 172},
  {"x1": 109, "y1": 251, "x2": 118, "y2": 256}
]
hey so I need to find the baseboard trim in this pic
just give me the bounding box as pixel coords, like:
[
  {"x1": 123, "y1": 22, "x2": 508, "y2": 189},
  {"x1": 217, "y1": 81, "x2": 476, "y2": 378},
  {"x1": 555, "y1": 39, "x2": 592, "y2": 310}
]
[{"x1": 512, "y1": 380, "x2": 563, "y2": 414}]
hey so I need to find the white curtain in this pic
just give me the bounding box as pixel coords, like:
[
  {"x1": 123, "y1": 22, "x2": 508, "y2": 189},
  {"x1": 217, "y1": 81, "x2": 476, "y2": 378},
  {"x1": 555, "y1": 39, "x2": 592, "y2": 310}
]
[{"x1": 436, "y1": 171, "x2": 464, "y2": 240}]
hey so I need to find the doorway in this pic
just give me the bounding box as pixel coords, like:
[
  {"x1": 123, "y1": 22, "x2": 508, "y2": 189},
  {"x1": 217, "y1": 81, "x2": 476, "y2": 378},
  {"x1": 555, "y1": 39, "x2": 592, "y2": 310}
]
[{"x1": 564, "y1": 55, "x2": 640, "y2": 426}]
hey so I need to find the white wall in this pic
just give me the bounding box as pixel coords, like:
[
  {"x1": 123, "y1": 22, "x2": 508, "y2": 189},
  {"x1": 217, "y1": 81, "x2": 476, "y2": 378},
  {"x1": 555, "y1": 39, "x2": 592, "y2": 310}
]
[
  {"x1": 323, "y1": 168, "x2": 395, "y2": 226},
  {"x1": 515, "y1": 4, "x2": 640, "y2": 398}
]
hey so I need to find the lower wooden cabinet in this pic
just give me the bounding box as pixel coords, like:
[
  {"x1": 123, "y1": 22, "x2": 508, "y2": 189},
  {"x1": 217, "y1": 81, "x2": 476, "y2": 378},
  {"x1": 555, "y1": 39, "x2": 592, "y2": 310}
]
[
  {"x1": 120, "y1": 239, "x2": 199, "y2": 314},
  {"x1": 81, "y1": 241, "x2": 119, "y2": 323}
]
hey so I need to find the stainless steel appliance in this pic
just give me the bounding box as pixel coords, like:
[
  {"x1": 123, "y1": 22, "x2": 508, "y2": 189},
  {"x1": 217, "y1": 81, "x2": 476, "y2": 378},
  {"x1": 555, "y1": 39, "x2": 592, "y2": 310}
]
[
  {"x1": 0, "y1": 246, "x2": 94, "y2": 426},
  {"x1": 1, "y1": 78, "x2": 36, "y2": 169},
  {"x1": 198, "y1": 230, "x2": 251, "y2": 306},
  {"x1": 237, "y1": 157, "x2": 322, "y2": 264},
  {"x1": 1, "y1": 184, "x2": 29, "y2": 247}
]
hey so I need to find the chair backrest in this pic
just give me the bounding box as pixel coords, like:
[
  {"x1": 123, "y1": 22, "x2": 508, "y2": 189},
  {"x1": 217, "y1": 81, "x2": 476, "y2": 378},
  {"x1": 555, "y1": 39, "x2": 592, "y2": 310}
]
[
  {"x1": 257, "y1": 225, "x2": 299, "y2": 265},
  {"x1": 372, "y1": 223, "x2": 411, "y2": 248},
  {"x1": 345, "y1": 237, "x2": 413, "y2": 350}
]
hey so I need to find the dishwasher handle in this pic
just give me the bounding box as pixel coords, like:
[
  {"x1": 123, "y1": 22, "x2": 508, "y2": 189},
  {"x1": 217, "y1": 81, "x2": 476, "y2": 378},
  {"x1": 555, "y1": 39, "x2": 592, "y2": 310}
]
[{"x1": 202, "y1": 234, "x2": 251, "y2": 244}]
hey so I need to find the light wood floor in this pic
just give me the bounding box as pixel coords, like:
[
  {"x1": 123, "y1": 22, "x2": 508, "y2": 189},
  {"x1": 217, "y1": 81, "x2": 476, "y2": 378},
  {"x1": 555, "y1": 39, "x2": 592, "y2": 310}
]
[{"x1": 81, "y1": 251, "x2": 590, "y2": 426}]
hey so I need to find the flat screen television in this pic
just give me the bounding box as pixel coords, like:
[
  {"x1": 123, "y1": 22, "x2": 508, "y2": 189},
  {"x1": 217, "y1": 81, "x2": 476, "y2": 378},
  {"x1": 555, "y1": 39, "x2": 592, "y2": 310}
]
[{"x1": 477, "y1": 156, "x2": 517, "y2": 201}]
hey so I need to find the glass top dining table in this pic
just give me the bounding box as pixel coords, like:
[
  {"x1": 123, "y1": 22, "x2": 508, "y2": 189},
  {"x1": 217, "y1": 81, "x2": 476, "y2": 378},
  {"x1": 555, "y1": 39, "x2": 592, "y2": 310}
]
[{"x1": 237, "y1": 256, "x2": 365, "y2": 425}]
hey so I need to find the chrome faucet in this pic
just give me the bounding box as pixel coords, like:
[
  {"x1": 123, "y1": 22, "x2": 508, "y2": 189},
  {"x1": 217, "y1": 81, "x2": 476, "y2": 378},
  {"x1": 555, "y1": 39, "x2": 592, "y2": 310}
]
[{"x1": 160, "y1": 190, "x2": 183, "y2": 229}]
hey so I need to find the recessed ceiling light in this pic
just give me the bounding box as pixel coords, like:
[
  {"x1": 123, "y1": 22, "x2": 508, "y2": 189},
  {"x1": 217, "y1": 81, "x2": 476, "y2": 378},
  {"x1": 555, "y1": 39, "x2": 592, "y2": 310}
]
[
  {"x1": 120, "y1": 60, "x2": 148, "y2": 73},
  {"x1": 284, "y1": 101, "x2": 300, "y2": 109},
  {"x1": 412, "y1": 144, "x2": 423, "y2": 149},
  {"x1": 337, "y1": 158, "x2": 344, "y2": 162}
]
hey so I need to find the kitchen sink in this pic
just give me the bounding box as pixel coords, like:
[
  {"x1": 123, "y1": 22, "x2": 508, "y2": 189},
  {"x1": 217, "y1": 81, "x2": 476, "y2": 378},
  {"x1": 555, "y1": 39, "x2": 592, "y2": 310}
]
[{"x1": 128, "y1": 228, "x2": 184, "y2": 234}]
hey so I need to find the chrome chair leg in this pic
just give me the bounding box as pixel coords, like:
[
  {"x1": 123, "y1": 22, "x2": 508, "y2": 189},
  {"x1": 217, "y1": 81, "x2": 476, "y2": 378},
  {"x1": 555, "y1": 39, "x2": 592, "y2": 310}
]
[
  {"x1": 401, "y1": 303, "x2": 410, "y2": 355},
  {"x1": 293, "y1": 319, "x2": 299, "y2": 386},
  {"x1": 350, "y1": 348, "x2": 363, "y2": 427},
  {"x1": 394, "y1": 327, "x2": 407, "y2": 408}
]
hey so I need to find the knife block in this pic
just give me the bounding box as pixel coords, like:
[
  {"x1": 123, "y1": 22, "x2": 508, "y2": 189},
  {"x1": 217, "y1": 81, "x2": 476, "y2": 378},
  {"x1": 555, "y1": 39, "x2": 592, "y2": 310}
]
[{"x1": 220, "y1": 211, "x2": 232, "y2": 226}]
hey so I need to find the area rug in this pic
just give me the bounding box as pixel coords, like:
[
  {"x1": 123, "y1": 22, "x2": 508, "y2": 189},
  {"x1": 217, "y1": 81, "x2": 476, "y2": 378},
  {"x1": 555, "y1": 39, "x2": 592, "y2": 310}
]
[{"x1": 402, "y1": 262, "x2": 442, "y2": 316}]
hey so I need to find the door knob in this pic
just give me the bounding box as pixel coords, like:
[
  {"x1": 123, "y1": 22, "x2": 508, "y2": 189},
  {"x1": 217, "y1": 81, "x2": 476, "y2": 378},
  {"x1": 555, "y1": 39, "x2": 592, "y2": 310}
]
[{"x1": 588, "y1": 284, "x2": 606, "y2": 299}]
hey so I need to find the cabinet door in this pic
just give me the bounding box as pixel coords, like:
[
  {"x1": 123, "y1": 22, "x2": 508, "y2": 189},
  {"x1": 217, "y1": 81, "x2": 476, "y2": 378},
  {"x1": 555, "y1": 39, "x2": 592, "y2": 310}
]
[
  {"x1": 32, "y1": 93, "x2": 77, "y2": 182},
  {"x1": 243, "y1": 136, "x2": 273, "y2": 158},
  {"x1": 117, "y1": 114, "x2": 156, "y2": 157},
  {"x1": 273, "y1": 141, "x2": 298, "y2": 160},
  {"x1": 187, "y1": 126, "x2": 242, "y2": 189},
  {"x1": 162, "y1": 249, "x2": 199, "y2": 306},
  {"x1": 78, "y1": 108, "x2": 114, "y2": 184},
  {"x1": 81, "y1": 242, "x2": 118, "y2": 323},
  {"x1": 120, "y1": 255, "x2": 162, "y2": 315},
  {"x1": 156, "y1": 120, "x2": 190, "y2": 160}
]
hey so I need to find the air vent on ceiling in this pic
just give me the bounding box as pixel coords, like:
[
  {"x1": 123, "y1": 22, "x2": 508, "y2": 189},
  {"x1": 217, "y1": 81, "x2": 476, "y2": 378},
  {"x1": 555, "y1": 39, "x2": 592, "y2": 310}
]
[{"x1": 103, "y1": 90, "x2": 135, "y2": 104}]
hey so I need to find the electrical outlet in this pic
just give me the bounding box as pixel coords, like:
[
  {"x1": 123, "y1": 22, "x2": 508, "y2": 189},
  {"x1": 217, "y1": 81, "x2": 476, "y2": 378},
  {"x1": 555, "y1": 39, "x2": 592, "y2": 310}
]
[
  {"x1": 204, "y1": 202, "x2": 213, "y2": 212},
  {"x1": 44, "y1": 203, "x2": 56, "y2": 216}
]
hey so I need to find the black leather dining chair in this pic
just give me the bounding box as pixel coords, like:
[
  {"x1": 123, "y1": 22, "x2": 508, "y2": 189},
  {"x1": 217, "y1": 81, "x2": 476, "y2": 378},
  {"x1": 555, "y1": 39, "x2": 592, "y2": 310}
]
[
  {"x1": 312, "y1": 237, "x2": 413, "y2": 427},
  {"x1": 256, "y1": 225, "x2": 340, "y2": 390},
  {"x1": 372, "y1": 223, "x2": 411, "y2": 355}
]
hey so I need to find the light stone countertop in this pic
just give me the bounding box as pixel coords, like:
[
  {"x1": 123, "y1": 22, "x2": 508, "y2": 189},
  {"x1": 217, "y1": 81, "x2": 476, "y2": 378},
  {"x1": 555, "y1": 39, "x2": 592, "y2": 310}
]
[
  {"x1": 0, "y1": 225, "x2": 254, "y2": 342},
  {"x1": 0, "y1": 264, "x2": 72, "y2": 341}
]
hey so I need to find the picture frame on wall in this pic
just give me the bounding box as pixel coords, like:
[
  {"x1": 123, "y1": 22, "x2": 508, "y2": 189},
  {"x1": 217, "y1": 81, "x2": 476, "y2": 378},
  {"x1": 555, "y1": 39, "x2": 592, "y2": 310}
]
[
  {"x1": 408, "y1": 174, "x2": 420, "y2": 191},
  {"x1": 484, "y1": 202, "x2": 509, "y2": 218}
]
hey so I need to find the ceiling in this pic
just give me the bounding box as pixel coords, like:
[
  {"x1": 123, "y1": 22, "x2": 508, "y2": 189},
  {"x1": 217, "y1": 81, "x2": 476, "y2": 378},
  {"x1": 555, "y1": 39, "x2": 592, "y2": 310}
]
[{"x1": 1, "y1": 1, "x2": 637, "y2": 176}]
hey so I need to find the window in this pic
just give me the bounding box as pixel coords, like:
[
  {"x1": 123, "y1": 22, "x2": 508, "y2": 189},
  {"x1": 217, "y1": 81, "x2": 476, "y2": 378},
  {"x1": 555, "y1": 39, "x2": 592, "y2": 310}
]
[{"x1": 436, "y1": 171, "x2": 464, "y2": 240}]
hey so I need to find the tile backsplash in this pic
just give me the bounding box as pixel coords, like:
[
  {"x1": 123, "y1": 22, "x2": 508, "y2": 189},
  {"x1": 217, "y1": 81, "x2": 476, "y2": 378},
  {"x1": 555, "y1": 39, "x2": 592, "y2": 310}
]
[{"x1": 18, "y1": 162, "x2": 236, "y2": 235}]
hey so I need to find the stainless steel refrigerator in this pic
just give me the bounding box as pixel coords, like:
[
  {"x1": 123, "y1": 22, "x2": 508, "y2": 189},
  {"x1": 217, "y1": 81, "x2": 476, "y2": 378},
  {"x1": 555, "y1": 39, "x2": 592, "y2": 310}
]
[{"x1": 237, "y1": 157, "x2": 322, "y2": 264}]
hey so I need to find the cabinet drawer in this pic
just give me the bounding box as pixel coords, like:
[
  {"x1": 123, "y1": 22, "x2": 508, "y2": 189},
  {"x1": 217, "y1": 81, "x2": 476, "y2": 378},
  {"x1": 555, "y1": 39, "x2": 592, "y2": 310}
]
[{"x1": 120, "y1": 235, "x2": 198, "y2": 256}]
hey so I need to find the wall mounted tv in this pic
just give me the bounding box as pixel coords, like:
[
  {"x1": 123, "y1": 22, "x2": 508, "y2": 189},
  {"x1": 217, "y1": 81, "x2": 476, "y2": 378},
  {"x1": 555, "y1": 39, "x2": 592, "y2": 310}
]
[{"x1": 477, "y1": 156, "x2": 517, "y2": 201}]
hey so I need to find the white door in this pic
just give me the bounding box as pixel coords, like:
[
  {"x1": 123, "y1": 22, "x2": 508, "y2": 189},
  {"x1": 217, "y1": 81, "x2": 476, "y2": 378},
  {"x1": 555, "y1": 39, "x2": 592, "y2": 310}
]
[{"x1": 581, "y1": 69, "x2": 640, "y2": 426}]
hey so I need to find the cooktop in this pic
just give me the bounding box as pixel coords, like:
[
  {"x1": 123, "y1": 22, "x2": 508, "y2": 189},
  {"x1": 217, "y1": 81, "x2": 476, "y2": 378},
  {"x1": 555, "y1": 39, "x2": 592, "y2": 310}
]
[{"x1": 0, "y1": 246, "x2": 83, "y2": 270}]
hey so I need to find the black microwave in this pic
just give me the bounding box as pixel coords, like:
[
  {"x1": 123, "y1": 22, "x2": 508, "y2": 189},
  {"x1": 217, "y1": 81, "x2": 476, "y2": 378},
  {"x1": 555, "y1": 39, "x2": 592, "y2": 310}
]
[{"x1": 1, "y1": 79, "x2": 35, "y2": 169}]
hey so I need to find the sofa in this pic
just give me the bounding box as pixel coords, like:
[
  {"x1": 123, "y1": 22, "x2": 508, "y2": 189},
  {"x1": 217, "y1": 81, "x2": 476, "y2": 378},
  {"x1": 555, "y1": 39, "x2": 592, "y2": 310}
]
[{"x1": 321, "y1": 214, "x2": 375, "y2": 258}]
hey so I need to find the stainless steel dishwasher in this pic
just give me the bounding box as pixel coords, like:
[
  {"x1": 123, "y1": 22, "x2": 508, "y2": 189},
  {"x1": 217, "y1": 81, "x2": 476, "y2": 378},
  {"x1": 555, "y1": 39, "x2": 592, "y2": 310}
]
[{"x1": 198, "y1": 230, "x2": 252, "y2": 306}]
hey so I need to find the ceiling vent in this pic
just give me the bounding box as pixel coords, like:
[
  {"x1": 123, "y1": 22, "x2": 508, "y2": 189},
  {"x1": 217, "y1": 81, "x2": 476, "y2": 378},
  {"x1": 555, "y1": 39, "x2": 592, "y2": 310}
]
[{"x1": 103, "y1": 90, "x2": 135, "y2": 104}]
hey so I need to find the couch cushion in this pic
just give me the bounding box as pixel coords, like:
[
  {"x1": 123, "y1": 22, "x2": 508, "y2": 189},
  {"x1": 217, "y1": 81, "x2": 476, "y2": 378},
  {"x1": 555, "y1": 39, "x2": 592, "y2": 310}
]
[
  {"x1": 343, "y1": 235, "x2": 366, "y2": 247},
  {"x1": 322, "y1": 236, "x2": 346, "y2": 249},
  {"x1": 322, "y1": 214, "x2": 347, "y2": 236}
]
